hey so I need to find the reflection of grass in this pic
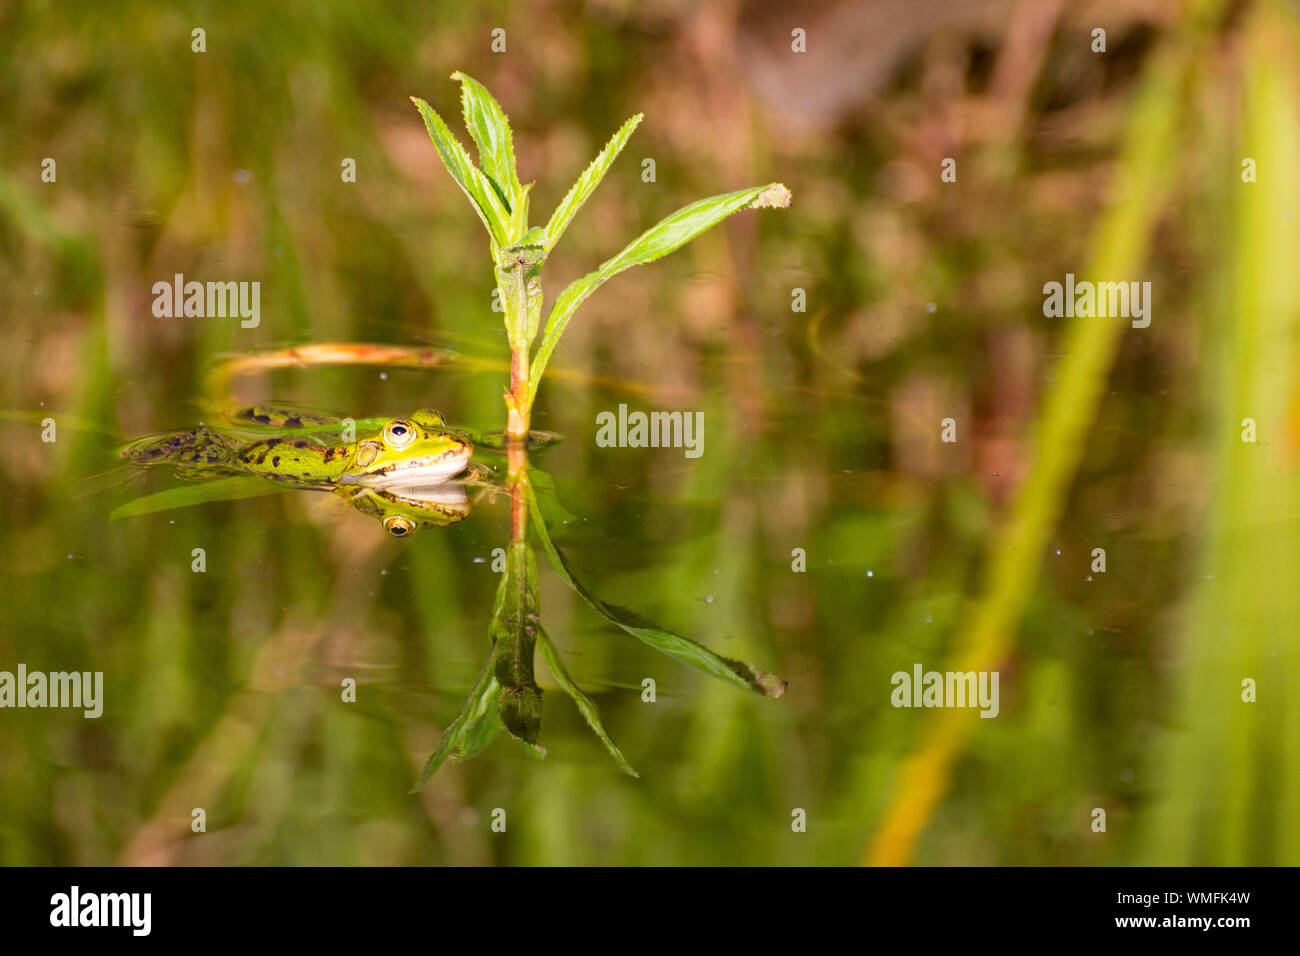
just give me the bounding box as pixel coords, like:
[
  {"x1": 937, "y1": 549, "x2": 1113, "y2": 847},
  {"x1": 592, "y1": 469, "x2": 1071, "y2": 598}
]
[{"x1": 866, "y1": 31, "x2": 1192, "y2": 865}]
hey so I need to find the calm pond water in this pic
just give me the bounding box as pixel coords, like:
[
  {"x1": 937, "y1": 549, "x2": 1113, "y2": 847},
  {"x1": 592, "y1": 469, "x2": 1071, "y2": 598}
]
[{"x1": 0, "y1": 335, "x2": 1181, "y2": 866}]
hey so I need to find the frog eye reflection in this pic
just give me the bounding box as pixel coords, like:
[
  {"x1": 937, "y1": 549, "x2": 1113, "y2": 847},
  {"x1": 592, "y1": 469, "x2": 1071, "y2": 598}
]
[
  {"x1": 383, "y1": 420, "x2": 416, "y2": 449},
  {"x1": 383, "y1": 515, "x2": 417, "y2": 537},
  {"x1": 356, "y1": 442, "x2": 381, "y2": 467}
]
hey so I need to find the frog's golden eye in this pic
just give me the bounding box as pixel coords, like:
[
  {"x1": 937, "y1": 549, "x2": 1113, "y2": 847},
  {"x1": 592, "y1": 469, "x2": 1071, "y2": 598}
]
[
  {"x1": 383, "y1": 515, "x2": 417, "y2": 537},
  {"x1": 356, "y1": 442, "x2": 381, "y2": 467},
  {"x1": 383, "y1": 419, "x2": 416, "y2": 449}
]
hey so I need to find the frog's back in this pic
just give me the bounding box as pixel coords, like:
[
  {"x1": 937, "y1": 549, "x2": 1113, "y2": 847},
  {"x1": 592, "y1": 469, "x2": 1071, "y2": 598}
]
[
  {"x1": 221, "y1": 404, "x2": 342, "y2": 430},
  {"x1": 122, "y1": 425, "x2": 233, "y2": 467},
  {"x1": 236, "y1": 433, "x2": 349, "y2": 484}
]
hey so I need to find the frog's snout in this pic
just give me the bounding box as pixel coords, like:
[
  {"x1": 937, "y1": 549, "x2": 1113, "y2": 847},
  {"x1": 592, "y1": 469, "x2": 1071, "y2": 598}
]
[{"x1": 349, "y1": 435, "x2": 473, "y2": 487}]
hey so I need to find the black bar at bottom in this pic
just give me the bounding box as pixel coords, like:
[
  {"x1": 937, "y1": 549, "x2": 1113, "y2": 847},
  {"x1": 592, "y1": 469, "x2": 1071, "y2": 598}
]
[{"x1": 0, "y1": 865, "x2": 1277, "y2": 941}]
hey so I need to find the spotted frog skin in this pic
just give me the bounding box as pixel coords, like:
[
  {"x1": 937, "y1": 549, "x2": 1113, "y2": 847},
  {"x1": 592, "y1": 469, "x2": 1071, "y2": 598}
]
[{"x1": 124, "y1": 406, "x2": 473, "y2": 488}]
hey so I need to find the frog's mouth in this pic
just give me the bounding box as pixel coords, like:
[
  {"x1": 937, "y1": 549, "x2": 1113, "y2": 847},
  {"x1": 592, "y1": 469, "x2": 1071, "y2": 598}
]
[{"x1": 345, "y1": 441, "x2": 472, "y2": 487}]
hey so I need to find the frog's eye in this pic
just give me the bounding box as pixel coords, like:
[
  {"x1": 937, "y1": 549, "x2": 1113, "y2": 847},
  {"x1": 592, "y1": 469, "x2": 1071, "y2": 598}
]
[
  {"x1": 383, "y1": 515, "x2": 417, "y2": 537},
  {"x1": 383, "y1": 420, "x2": 416, "y2": 449}
]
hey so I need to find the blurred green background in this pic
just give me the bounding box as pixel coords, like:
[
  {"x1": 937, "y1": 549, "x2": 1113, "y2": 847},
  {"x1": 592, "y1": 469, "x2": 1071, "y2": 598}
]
[{"x1": 2, "y1": 0, "x2": 1298, "y2": 865}]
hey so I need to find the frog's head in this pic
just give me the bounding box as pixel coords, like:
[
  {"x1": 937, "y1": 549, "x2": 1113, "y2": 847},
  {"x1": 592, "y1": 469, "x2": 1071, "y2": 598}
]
[
  {"x1": 343, "y1": 482, "x2": 471, "y2": 537},
  {"x1": 340, "y1": 410, "x2": 472, "y2": 486}
]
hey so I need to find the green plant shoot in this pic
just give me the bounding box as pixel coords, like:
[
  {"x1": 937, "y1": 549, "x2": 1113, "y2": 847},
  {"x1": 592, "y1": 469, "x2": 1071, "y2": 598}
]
[{"x1": 412, "y1": 72, "x2": 791, "y2": 438}]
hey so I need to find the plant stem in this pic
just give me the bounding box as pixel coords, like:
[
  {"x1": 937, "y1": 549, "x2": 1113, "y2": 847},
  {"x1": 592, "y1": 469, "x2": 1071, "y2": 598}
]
[
  {"x1": 497, "y1": 244, "x2": 543, "y2": 439},
  {"x1": 507, "y1": 343, "x2": 530, "y2": 438}
]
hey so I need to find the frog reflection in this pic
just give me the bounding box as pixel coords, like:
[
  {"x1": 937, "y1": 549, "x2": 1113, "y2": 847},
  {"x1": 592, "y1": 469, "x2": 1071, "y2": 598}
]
[{"x1": 338, "y1": 477, "x2": 485, "y2": 537}]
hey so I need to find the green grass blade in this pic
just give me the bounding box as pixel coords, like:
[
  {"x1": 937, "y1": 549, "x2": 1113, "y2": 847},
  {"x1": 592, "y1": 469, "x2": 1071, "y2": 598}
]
[
  {"x1": 451, "y1": 71, "x2": 521, "y2": 217},
  {"x1": 536, "y1": 623, "x2": 639, "y2": 777},
  {"x1": 110, "y1": 476, "x2": 284, "y2": 519},
  {"x1": 865, "y1": 40, "x2": 1187, "y2": 865},
  {"x1": 527, "y1": 487, "x2": 787, "y2": 698},
  {"x1": 527, "y1": 182, "x2": 791, "y2": 405},
  {"x1": 1143, "y1": 5, "x2": 1300, "y2": 865},
  {"x1": 410, "y1": 95, "x2": 510, "y2": 248},
  {"x1": 543, "y1": 113, "x2": 642, "y2": 248}
]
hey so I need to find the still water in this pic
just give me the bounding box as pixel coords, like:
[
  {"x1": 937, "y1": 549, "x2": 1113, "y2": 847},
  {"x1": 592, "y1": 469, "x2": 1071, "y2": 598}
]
[{"x1": 1, "y1": 329, "x2": 1170, "y2": 867}]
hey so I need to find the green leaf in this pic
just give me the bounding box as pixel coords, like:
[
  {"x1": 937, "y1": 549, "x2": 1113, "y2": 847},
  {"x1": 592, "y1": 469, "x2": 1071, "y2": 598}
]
[
  {"x1": 451, "y1": 71, "x2": 521, "y2": 217},
  {"x1": 509, "y1": 736, "x2": 548, "y2": 760},
  {"x1": 537, "y1": 624, "x2": 638, "y2": 777},
  {"x1": 411, "y1": 656, "x2": 499, "y2": 792},
  {"x1": 526, "y1": 487, "x2": 787, "y2": 698},
  {"x1": 543, "y1": 113, "x2": 642, "y2": 248},
  {"x1": 110, "y1": 477, "x2": 284, "y2": 519},
  {"x1": 527, "y1": 182, "x2": 791, "y2": 405},
  {"x1": 410, "y1": 95, "x2": 510, "y2": 248},
  {"x1": 511, "y1": 183, "x2": 533, "y2": 241},
  {"x1": 455, "y1": 681, "x2": 505, "y2": 761}
]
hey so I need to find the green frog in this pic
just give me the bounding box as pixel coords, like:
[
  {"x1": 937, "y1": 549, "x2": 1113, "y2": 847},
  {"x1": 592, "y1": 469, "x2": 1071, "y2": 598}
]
[{"x1": 124, "y1": 406, "x2": 473, "y2": 489}]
